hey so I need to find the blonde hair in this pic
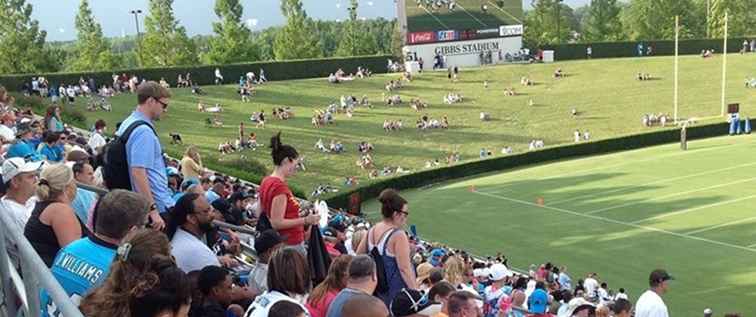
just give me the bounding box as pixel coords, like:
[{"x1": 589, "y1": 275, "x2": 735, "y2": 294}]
[
  {"x1": 184, "y1": 145, "x2": 202, "y2": 166},
  {"x1": 37, "y1": 164, "x2": 74, "y2": 201},
  {"x1": 351, "y1": 228, "x2": 367, "y2": 253},
  {"x1": 444, "y1": 255, "x2": 465, "y2": 287}
]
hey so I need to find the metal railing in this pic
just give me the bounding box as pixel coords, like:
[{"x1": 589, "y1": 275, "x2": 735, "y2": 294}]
[{"x1": 0, "y1": 206, "x2": 84, "y2": 317}]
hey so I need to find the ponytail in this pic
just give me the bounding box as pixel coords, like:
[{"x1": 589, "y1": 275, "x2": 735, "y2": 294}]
[{"x1": 269, "y1": 131, "x2": 298, "y2": 166}]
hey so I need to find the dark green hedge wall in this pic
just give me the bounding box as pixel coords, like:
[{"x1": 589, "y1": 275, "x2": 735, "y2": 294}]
[
  {"x1": 0, "y1": 55, "x2": 392, "y2": 91},
  {"x1": 326, "y1": 120, "x2": 746, "y2": 209},
  {"x1": 541, "y1": 38, "x2": 750, "y2": 61}
]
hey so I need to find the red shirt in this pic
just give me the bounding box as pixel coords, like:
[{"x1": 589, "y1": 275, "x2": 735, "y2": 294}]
[
  {"x1": 259, "y1": 176, "x2": 303, "y2": 245},
  {"x1": 306, "y1": 289, "x2": 339, "y2": 317}
]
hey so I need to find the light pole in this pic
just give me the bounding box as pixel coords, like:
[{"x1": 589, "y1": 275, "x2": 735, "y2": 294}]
[
  {"x1": 555, "y1": 0, "x2": 563, "y2": 43},
  {"x1": 130, "y1": 9, "x2": 143, "y2": 64}
]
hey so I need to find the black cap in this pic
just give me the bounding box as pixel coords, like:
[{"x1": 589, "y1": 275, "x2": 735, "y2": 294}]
[
  {"x1": 649, "y1": 269, "x2": 674, "y2": 286},
  {"x1": 391, "y1": 288, "x2": 432, "y2": 317},
  {"x1": 211, "y1": 199, "x2": 230, "y2": 214},
  {"x1": 255, "y1": 229, "x2": 283, "y2": 255}
]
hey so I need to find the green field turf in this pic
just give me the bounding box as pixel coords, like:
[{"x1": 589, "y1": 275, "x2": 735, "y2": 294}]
[
  {"x1": 363, "y1": 134, "x2": 756, "y2": 316},
  {"x1": 73, "y1": 54, "x2": 756, "y2": 196},
  {"x1": 405, "y1": 0, "x2": 523, "y2": 32}
]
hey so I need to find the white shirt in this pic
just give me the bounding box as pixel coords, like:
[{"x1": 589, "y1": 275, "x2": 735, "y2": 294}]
[
  {"x1": 1, "y1": 196, "x2": 36, "y2": 267},
  {"x1": 0, "y1": 124, "x2": 15, "y2": 142},
  {"x1": 245, "y1": 290, "x2": 309, "y2": 317},
  {"x1": 635, "y1": 290, "x2": 668, "y2": 317},
  {"x1": 584, "y1": 277, "x2": 599, "y2": 298},
  {"x1": 87, "y1": 131, "x2": 107, "y2": 152},
  {"x1": 249, "y1": 262, "x2": 268, "y2": 292},
  {"x1": 614, "y1": 292, "x2": 628, "y2": 301},
  {"x1": 170, "y1": 228, "x2": 220, "y2": 273}
]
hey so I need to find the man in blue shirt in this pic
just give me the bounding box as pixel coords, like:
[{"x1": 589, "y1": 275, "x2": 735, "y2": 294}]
[
  {"x1": 41, "y1": 190, "x2": 150, "y2": 316},
  {"x1": 115, "y1": 81, "x2": 173, "y2": 230}
]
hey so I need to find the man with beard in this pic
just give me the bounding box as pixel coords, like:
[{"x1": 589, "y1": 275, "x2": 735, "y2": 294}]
[{"x1": 169, "y1": 193, "x2": 221, "y2": 272}]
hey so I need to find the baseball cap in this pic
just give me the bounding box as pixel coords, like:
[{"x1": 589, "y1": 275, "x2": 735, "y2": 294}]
[
  {"x1": 254, "y1": 229, "x2": 283, "y2": 255},
  {"x1": 429, "y1": 248, "x2": 445, "y2": 266},
  {"x1": 390, "y1": 288, "x2": 433, "y2": 317},
  {"x1": 2, "y1": 157, "x2": 43, "y2": 184},
  {"x1": 565, "y1": 297, "x2": 595, "y2": 316},
  {"x1": 473, "y1": 268, "x2": 491, "y2": 279},
  {"x1": 527, "y1": 288, "x2": 548, "y2": 314},
  {"x1": 489, "y1": 263, "x2": 512, "y2": 281},
  {"x1": 649, "y1": 269, "x2": 674, "y2": 286}
]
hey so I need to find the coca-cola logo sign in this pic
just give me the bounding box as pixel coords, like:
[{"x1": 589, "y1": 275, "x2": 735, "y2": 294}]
[{"x1": 408, "y1": 32, "x2": 436, "y2": 44}]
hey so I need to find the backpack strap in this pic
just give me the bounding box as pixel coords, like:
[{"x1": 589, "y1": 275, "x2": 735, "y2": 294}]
[
  {"x1": 119, "y1": 120, "x2": 156, "y2": 143},
  {"x1": 381, "y1": 228, "x2": 399, "y2": 255}
]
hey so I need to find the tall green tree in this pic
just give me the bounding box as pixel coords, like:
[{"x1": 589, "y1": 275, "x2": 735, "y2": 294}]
[
  {"x1": 581, "y1": 0, "x2": 625, "y2": 42},
  {"x1": 706, "y1": 0, "x2": 756, "y2": 38},
  {"x1": 140, "y1": 0, "x2": 198, "y2": 66},
  {"x1": 0, "y1": 0, "x2": 49, "y2": 74},
  {"x1": 204, "y1": 0, "x2": 256, "y2": 64},
  {"x1": 524, "y1": 0, "x2": 579, "y2": 46},
  {"x1": 273, "y1": 0, "x2": 321, "y2": 60},
  {"x1": 70, "y1": 0, "x2": 119, "y2": 71},
  {"x1": 335, "y1": 0, "x2": 379, "y2": 57},
  {"x1": 623, "y1": 0, "x2": 703, "y2": 40}
]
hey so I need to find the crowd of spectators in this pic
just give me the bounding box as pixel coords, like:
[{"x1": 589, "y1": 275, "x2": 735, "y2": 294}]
[{"x1": 0, "y1": 76, "x2": 743, "y2": 317}]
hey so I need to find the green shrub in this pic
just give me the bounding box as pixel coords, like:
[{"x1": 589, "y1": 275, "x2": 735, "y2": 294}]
[
  {"x1": 12, "y1": 94, "x2": 87, "y2": 127},
  {"x1": 325, "y1": 120, "x2": 740, "y2": 209},
  {"x1": 0, "y1": 55, "x2": 393, "y2": 92}
]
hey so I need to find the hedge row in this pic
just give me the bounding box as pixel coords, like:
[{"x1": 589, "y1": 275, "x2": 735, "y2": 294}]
[
  {"x1": 0, "y1": 55, "x2": 393, "y2": 91},
  {"x1": 325, "y1": 120, "x2": 744, "y2": 210},
  {"x1": 540, "y1": 38, "x2": 751, "y2": 61}
]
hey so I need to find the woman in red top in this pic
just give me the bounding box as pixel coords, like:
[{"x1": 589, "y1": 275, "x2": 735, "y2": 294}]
[
  {"x1": 306, "y1": 254, "x2": 352, "y2": 317},
  {"x1": 259, "y1": 132, "x2": 320, "y2": 254}
]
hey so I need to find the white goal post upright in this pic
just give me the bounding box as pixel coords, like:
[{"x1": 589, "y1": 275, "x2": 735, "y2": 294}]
[
  {"x1": 720, "y1": 12, "x2": 729, "y2": 117},
  {"x1": 674, "y1": 15, "x2": 679, "y2": 123}
]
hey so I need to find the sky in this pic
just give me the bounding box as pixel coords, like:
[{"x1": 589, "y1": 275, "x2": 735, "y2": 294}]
[{"x1": 30, "y1": 0, "x2": 591, "y2": 42}]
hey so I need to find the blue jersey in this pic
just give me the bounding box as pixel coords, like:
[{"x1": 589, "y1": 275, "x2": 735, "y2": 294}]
[{"x1": 40, "y1": 236, "x2": 117, "y2": 316}]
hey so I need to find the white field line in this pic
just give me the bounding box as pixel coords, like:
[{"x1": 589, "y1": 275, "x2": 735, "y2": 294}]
[
  {"x1": 420, "y1": 6, "x2": 449, "y2": 29},
  {"x1": 472, "y1": 190, "x2": 756, "y2": 254},
  {"x1": 454, "y1": 3, "x2": 488, "y2": 27},
  {"x1": 485, "y1": 0, "x2": 523, "y2": 24},
  {"x1": 748, "y1": 243, "x2": 756, "y2": 248},
  {"x1": 548, "y1": 161, "x2": 756, "y2": 206},
  {"x1": 479, "y1": 136, "x2": 756, "y2": 192},
  {"x1": 585, "y1": 176, "x2": 756, "y2": 215},
  {"x1": 685, "y1": 216, "x2": 756, "y2": 235},
  {"x1": 631, "y1": 194, "x2": 756, "y2": 224}
]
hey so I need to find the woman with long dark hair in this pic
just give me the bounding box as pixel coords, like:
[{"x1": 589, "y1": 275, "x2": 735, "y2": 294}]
[
  {"x1": 44, "y1": 105, "x2": 64, "y2": 133},
  {"x1": 258, "y1": 132, "x2": 319, "y2": 255},
  {"x1": 245, "y1": 247, "x2": 312, "y2": 317}
]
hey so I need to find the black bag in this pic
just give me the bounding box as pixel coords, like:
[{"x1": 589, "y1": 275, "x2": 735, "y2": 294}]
[
  {"x1": 255, "y1": 212, "x2": 273, "y2": 232},
  {"x1": 369, "y1": 228, "x2": 396, "y2": 295},
  {"x1": 100, "y1": 120, "x2": 155, "y2": 190}
]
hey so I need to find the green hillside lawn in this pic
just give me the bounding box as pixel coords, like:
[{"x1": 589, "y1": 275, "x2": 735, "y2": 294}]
[
  {"x1": 72, "y1": 54, "x2": 756, "y2": 196},
  {"x1": 363, "y1": 134, "x2": 756, "y2": 316},
  {"x1": 405, "y1": 0, "x2": 523, "y2": 32}
]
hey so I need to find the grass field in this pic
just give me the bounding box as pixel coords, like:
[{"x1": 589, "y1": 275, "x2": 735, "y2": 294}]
[
  {"x1": 75, "y1": 54, "x2": 756, "y2": 196},
  {"x1": 405, "y1": 0, "x2": 523, "y2": 32},
  {"x1": 363, "y1": 134, "x2": 756, "y2": 316}
]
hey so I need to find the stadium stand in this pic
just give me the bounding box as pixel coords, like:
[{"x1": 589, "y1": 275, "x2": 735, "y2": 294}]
[{"x1": 1, "y1": 78, "x2": 659, "y2": 317}]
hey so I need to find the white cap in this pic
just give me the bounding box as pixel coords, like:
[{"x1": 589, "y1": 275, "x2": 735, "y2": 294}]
[
  {"x1": 2, "y1": 158, "x2": 43, "y2": 183},
  {"x1": 489, "y1": 263, "x2": 512, "y2": 281},
  {"x1": 473, "y1": 268, "x2": 490, "y2": 278}
]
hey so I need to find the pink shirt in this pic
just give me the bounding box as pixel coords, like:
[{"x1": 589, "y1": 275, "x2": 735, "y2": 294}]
[{"x1": 306, "y1": 289, "x2": 339, "y2": 317}]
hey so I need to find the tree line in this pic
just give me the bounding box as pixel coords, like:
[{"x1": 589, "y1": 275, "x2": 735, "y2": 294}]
[{"x1": 0, "y1": 0, "x2": 753, "y2": 74}]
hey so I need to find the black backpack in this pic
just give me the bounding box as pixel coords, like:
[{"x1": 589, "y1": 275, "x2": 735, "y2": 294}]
[
  {"x1": 101, "y1": 120, "x2": 156, "y2": 190},
  {"x1": 369, "y1": 227, "x2": 396, "y2": 295}
]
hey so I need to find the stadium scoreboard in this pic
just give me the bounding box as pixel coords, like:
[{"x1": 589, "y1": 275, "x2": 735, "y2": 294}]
[{"x1": 398, "y1": 0, "x2": 524, "y2": 67}]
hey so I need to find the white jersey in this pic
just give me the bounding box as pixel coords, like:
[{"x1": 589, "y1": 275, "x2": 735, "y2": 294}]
[{"x1": 635, "y1": 290, "x2": 668, "y2": 317}]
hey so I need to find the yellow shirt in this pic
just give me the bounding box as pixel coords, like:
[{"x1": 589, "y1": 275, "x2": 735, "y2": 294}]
[{"x1": 180, "y1": 156, "x2": 203, "y2": 179}]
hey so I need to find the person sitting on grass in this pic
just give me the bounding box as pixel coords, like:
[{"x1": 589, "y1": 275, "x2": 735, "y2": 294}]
[
  {"x1": 554, "y1": 68, "x2": 564, "y2": 78},
  {"x1": 358, "y1": 141, "x2": 374, "y2": 153},
  {"x1": 329, "y1": 140, "x2": 344, "y2": 153},
  {"x1": 504, "y1": 87, "x2": 516, "y2": 96},
  {"x1": 315, "y1": 139, "x2": 329, "y2": 153},
  {"x1": 480, "y1": 112, "x2": 491, "y2": 121},
  {"x1": 191, "y1": 82, "x2": 205, "y2": 95}
]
